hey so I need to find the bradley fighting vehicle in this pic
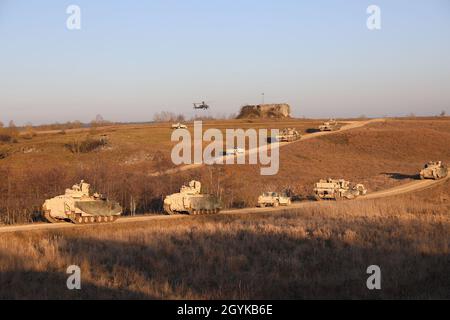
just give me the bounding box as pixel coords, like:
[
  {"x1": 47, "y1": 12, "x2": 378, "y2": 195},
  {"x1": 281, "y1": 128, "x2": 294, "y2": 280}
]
[
  {"x1": 42, "y1": 181, "x2": 122, "y2": 224},
  {"x1": 420, "y1": 161, "x2": 448, "y2": 180},
  {"x1": 319, "y1": 119, "x2": 339, "y2": 132},
  {"x1": 276, "y1": 128, "x2": 302, "y2": 142},
  {"x1": 163, "y1": 181, "x2": 221, "y2": 215},
  {"x1": 314, "y1": 179, "x2": 367, "y2": 201}
]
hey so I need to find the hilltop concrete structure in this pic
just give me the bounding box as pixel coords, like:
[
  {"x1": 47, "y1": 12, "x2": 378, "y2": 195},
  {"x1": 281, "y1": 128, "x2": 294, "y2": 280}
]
[{"x1": 237, "y1": 104, "x2": 292, "y2": 119}]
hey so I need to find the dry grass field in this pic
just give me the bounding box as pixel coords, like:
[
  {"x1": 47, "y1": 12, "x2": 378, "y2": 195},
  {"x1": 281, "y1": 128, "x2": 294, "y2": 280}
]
[
  {"x1": 0, "y1": 180, "x2": 449, "y2": 299},
  {"x1": 2, "y1": 118, "x2": 449, "y2": 224},
  {"x1": 0, "y1": 117, "x2": 449, "y2": 299}
]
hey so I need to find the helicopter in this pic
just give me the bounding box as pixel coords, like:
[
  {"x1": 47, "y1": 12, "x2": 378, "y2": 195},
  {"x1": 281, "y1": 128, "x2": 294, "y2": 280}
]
[{"x1": 193, "y1": 101, "x2": 210, "y2": 110}]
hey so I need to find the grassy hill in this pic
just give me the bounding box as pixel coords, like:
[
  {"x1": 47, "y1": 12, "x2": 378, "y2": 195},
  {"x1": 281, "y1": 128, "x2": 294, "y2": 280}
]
[{"x1": 0, "y1": 117, "x2": 449, "y2": 224}]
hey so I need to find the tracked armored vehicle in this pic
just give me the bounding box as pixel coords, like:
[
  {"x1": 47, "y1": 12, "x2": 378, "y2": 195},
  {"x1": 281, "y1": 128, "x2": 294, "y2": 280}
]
[
  {"x1": 420, "y1": 161, "x2": 448, "y2": 180},
  {"x1": 314, "y1": 179, "x2": 367, "y2": 201},
  {"x1": 163, "y1": 181, "x2": 221, "y2": 215},
  {"x1": 319, "y1": 119, "x2": 339, "y2": 132},
  {"x1": 42, "y1": 181, "x2": 122, "y2": 224},
  {"x1": 276, "y1": 128, "x2": 302, "y2": 142}
]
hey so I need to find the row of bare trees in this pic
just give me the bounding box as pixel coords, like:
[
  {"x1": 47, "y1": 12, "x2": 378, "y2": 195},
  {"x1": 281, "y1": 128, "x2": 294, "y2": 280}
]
[
  {"x1": 153, "y1": 112, "x2": 185, "y2": 123},
  {"x1": 0, "y1": 154, "x2": 263, "y2": 225},
  {"x1": 0, "y1": 160, "x2": 166, "y2": 224}
]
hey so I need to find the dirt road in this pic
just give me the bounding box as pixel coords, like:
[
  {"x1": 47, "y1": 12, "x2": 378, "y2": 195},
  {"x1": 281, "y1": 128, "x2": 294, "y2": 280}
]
[
  {"x1": 0, "y1": 174, "x2": 446, "y2": 235},
  {"x1": 150, "y1": 119, "x2": 385, "y2": 176},
  {"x1": 361, "y1": 176, "x2": 449, "y2": 200}
]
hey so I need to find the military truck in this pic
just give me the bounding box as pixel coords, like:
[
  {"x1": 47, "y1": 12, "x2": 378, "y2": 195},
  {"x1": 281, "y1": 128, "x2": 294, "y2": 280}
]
[
  {"x1": 42, "y1": 181, "x2": 122, "y2": 224},
  {"x1": 257, "y1": 192, "x2": 292, "y2": 207},
  {"x1": 163, "y1": 181, "x2": 221, "y2": 215},
  {"x1": 314, "y1": 179, "x2": 367, "y2": 201},
  {"x1": 276, "y1": 128, "x2": 302, "y2": 142},
  {"x1": 319, "y1": 119, "x2": 339, "y2": 132},
  {"x1": 172, "y1": 123, "x2": 188, "y2": 129},
  {"x1": 420, "y1": 161, "x2": 448, "y2": 180}
]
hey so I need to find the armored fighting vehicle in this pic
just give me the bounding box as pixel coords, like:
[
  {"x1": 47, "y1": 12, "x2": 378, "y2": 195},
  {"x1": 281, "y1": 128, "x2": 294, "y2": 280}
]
[
  {"x1": 420, "y1": 161, "x2": 448, "y2": 180},
  {"x1": 42, "y1": 181, "x2": 122, "y2": 224},
  {"x1": 276, "y1": 128, "x2": 302, "y2": 142},
  {"x1": 163, "y1": 181, "x2": 221, "y2": 215},
  {"x1": 257, "y1": 192, "x2": 291, "y2": 207},
  {"x1": 314, "y1": 179, "x2": 367, "y2": 200},
  {"x1": 319, "y1": 119, "x2": 339, "y2": 132}
]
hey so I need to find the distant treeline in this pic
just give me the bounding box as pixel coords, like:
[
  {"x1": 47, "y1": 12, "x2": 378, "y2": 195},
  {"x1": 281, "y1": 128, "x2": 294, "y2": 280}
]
[{"x1": 0, "y1": 114, "x2": 115, "y2": 132}]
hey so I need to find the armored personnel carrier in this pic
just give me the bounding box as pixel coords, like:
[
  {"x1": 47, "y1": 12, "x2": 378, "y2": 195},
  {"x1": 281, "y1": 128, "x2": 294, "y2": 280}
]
[
  {"x1": 42, "y1": 181, "x2": 122, "y2": 224},
  {"x1": 319, "y1": 119, "x2": 339, "y2": 132},
  {"x1": 276, "y1": 128, "x2": 302, "y2": 142},
  {"x1": 163, "y1": 181, "x2": 221, "y2": 215},
  {"x1": 420, "y1": 161, "x2": 448, "y2": 180},
  {"x1": 257, "y1": 192, "x2": 291, "y2": 207},
  {"x1": 314, "y1": 179, "x2": 367, "y2": 200}
]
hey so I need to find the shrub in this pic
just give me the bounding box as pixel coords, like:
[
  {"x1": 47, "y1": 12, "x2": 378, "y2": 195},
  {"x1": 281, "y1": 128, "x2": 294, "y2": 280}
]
[
  {"x1": 0, "y1": 149, "x2": 8, "y2": 159},
  {"x1": 0, "y1": 134, "x2": 12, "y2": 143},
  {"x1": 21, "y1": 131, "x2": 37, "y2": 140},
  {"x1": 65, "y1": 137, "x2": 107, "y2": 154}
]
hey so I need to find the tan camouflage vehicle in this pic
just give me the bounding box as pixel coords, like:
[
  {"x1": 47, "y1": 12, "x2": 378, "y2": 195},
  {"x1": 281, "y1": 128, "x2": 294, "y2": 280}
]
[
  {"x1": 257, "y1": 192, "x2": 292, "y2": 207},
  {"x1": 172, "y1": 123, "x2": 187, "y2": 129},
  {"x1": 314, "y1": 179, "x2": 367, "y2": 200},
  {"x1": 42, "y1": 181, "x2": 122, "y2": 224},
  {"x1": 319, "y1": 119, "x2": 339, "y2": 132},
  {"x1": 276, "y1": 128, "x2": 302, "y2": 142},
  {"x1": 420, "y1": 161, "x2": 448, "y2": 180},
  {"x1": 163, "y1": 181, "x2": 221, "y2": 215}
]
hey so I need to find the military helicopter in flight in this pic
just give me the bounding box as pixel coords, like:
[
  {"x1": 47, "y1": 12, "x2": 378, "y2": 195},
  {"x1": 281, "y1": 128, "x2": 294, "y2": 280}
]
[{"x1": 193, "y1": 101, "x2": 210, "y2": 110}]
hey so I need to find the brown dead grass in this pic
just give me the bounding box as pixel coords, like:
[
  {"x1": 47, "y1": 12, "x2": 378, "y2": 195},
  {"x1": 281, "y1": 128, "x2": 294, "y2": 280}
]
[{"x1": 0, "y1": 181, "x2": 449, "y2": 300}]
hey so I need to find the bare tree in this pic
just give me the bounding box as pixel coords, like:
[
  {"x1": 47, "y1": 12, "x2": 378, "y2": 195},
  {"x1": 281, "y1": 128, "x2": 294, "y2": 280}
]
[
  {"x1": 95, "y1": 114, "x2": 105, "y2": 123},
  {"x1": 153, "y1": 112, "x2": 185, "y2": 123}
]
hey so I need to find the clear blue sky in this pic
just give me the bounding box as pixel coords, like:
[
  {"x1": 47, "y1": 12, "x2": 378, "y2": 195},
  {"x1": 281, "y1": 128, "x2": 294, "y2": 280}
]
[{"x1": 1, "y1": 0, "x2": 449, "y2": 125}]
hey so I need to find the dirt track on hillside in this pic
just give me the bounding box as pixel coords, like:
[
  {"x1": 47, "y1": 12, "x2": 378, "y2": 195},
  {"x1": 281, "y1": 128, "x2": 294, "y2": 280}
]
[
  {"x1": 150, "y1": 119, "x2": 385, "y2": 176},
  {"x1": 360, "y1": 176, "x2": 449, "y2": 200}
]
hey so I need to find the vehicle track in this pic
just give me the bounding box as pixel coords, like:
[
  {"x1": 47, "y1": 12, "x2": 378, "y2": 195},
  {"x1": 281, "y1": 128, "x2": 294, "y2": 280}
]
[
  {"x1": 0, "y1": 175, "x2": 446, "y2": 235},
  {"x1": 360, "y1": 175, "x2": 449, "y2": 200},
  {"x1": 150, "y1": 118, "x2": 385, "y2": 176}
]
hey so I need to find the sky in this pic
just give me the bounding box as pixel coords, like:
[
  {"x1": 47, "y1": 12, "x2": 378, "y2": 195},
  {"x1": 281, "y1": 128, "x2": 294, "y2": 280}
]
[{"x1": 0, "y1": 0, "x2": 449, "y2": 125}]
